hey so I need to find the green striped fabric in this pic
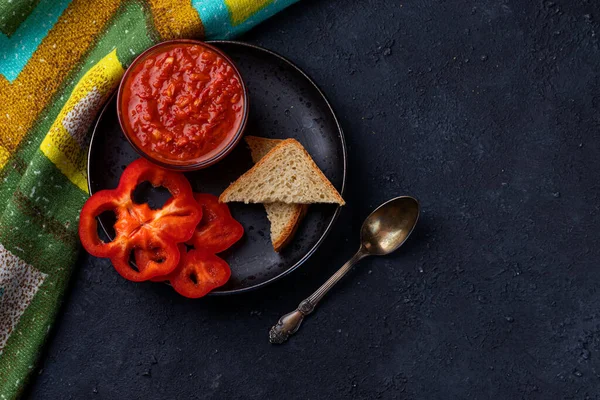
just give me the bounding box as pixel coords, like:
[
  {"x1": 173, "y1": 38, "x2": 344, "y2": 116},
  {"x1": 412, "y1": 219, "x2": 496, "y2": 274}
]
[{"x1": 0, "y1": 1, "x2": 298, "y2": 398}]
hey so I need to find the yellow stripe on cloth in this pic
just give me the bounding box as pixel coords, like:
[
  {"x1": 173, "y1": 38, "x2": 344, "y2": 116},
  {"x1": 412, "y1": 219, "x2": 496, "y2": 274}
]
[
  {"x1": 0, "y1": 145, "x2": 10, "y2": 169},
  {"x1": 224, "y1": 0, "x2": 273, "y2": 26},
  {"x1": 40, "y1": 49, "x2": 124, "y2": 193},
  {"x1": 147, "y1": 0, "x2": 204, "y2": 40},
  {"x1": 0, "y1": 0, "x2": 121, "y2": 170}
]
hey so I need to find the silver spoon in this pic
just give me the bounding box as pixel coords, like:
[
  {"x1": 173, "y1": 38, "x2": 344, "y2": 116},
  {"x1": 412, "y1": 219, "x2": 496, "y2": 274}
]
[{"x1": 269, "y1": 196, "x2": 420, "y2": 344}]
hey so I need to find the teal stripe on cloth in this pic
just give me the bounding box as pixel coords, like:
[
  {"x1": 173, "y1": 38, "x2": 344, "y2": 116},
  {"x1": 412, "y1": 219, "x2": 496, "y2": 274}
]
[
  {"x1": 193, "y1": 0, "x2": 298, "y2": 39},
  {"x1": 0, "y1": 0, "x2": 71, "y2": 82}
]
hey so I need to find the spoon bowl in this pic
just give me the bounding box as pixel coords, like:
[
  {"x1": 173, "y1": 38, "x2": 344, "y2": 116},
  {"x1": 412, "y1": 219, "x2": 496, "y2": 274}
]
[{"x1": 361, "y1": 196, "x2": 420, "y2": 256}]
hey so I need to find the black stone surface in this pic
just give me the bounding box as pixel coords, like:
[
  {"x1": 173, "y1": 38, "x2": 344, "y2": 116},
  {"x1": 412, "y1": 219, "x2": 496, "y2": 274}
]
[{"x1": 24, "y1": 0, "x2": 600, "y2": 398}]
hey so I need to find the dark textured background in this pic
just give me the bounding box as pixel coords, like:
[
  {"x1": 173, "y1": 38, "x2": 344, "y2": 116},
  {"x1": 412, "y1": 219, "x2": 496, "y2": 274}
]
[{"x1": 25, "y1": 0, "x2": 600, "y2": 398}]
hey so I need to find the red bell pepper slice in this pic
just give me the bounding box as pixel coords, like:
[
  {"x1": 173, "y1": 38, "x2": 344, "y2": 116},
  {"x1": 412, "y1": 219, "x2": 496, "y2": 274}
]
[
  {"x1": 188, "y1": 193, "x2": 244, "y2": 253},
  {"x1": 78, "y1": 158, "x2": 202, "y2": 281},
  {"x1": 167, "y1": 245, "x2": 231, "y2": 298},
  {"x1": 149, "y1": 194, "x2": 243, "y2": 284}
]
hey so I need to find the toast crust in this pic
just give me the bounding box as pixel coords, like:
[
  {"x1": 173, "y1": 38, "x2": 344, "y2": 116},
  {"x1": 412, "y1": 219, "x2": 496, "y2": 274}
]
[
  {"x1": 245, "y1": 136, "x2": 308, "y2": 252},
  {"x1": 219, "y1": 138, "x2": 345, "y2": 205},
  {"x1": 271, "y1": 204, "x2": 308, "y2": 252}
]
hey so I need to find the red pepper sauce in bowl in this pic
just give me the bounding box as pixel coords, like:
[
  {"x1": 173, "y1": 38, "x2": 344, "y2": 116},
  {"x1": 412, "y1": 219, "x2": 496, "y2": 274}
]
[{"x1": 119, "y1": 42, "x2": 246, "y2": 167}]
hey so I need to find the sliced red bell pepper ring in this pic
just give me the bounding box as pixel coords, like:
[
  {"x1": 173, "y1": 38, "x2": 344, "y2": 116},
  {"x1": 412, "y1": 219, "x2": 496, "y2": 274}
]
[
  {"x1": 78, "y1": 158, "x2": 202, "y2": 281},
  {"x1": 147, "y1": 243, "x2": 187, "y2": 283},
  {"x1": 188, "y1": 193, "x2": 244, "y2": 253},
  {"x1": 149, "y1": 194, "x2": 244, "y2": 283},
  {"x1": 167, "y1": 246, "x2": 231, "y2": 298}
]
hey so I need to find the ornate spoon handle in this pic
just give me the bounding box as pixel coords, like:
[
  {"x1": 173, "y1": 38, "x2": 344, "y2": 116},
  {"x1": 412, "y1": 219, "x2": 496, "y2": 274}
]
[{"x1": 269, "y1": 250, "x2": 367, "y2": 344}]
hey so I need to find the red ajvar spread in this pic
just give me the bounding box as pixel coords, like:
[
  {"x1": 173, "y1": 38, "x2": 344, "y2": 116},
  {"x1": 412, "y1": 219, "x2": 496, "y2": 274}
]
[{"x1": 121, "y1": 43, "x2": 244, "y2": 163}]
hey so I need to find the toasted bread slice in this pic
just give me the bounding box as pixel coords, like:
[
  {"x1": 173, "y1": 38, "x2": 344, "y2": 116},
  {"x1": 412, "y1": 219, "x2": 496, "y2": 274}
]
[
  {"x1": 246, "y1": 136, "x2": 308, "y2": 251},
  {"x1": 245, "y1": 136, "x2": 283, "y2": 161},
  {"x1": 220, "y1": 138, "x2": 345, "y2": 205}
]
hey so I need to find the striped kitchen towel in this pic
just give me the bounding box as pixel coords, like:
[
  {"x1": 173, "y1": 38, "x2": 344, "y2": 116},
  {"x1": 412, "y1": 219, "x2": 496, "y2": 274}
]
[{"x1": 0, "y1": 0, "x2": 298, "y2": 398}]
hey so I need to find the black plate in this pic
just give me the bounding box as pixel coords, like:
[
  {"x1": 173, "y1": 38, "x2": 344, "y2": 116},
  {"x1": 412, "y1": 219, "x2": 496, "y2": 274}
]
[{"x1": 88, "y1": 41, "x2": 347, "y2": 294}]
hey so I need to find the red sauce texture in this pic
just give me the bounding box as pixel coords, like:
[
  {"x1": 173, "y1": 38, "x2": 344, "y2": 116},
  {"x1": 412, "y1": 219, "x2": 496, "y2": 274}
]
[{"x1": 121, "y1": 43, "x2": 244, "y2": 162}]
